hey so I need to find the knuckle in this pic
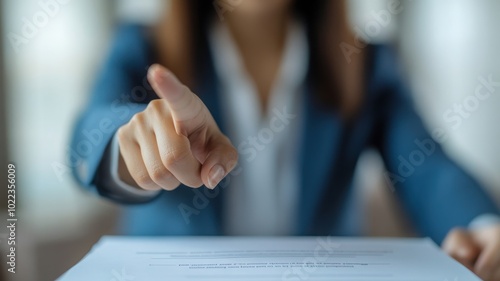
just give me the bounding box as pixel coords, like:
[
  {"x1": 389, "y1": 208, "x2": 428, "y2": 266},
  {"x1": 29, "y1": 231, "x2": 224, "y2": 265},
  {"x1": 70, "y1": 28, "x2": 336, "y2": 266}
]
[
  {"x1": 163, "y1": 147, "x2": 190, "y2": 168},
  {"x1": 229, "y1": 146, "x2": 239, "y2": 162},
  {"x1": 221, "y1": 135, "x2": 236, "y2": 148},
  {"x1": 150, "y1": 166, "x2": 171, "y2": 183},
  {"x1": 147, "y1": 99, "x2": 164, "y2": 112},
  {"x1": 222, "y1": 141, "x2": 239, "y2": 166},
  {"x1": 134, "y1": 173, "x2": 154, "y2": 189},
  {"x1": 150, "y1": 102, "x2": 173, "y2": 122},
  {"x1": 117, "y1": 126, "x2": 128, "y2": 142},
  {"x1": 131, "y1": 112, "x2": 146, "y2": 124},
  {"x1": 221, "y1": 135, "x2": 232, "y2": 143},
  {"x1": 133, "y1": 114, "x2": 153, "y2": 136}
]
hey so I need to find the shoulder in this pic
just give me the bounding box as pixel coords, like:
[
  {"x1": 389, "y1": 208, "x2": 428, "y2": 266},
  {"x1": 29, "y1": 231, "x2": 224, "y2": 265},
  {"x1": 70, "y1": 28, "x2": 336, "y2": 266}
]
[
  {"x1": 364, "y1": 44, "x2": 411, "y2": 103},
  {"x1": 92, "y1": 24, "x2": 158, "y2": 102},
  {"x1": 105, "y1": 23, "x2": 154, "y2": 70}
]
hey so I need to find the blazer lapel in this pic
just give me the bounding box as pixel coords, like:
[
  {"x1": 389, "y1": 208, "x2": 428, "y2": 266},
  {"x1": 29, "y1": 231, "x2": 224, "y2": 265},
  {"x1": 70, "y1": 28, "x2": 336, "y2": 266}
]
[{"x1": 298, "y1": 91, "x2": 343, "y2": 234}]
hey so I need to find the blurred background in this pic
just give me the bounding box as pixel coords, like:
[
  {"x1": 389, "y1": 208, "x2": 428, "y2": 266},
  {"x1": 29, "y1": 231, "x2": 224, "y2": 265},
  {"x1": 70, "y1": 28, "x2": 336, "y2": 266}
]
[{"x1": 0, "y1": 0, "x2": 499, "y2": 280}]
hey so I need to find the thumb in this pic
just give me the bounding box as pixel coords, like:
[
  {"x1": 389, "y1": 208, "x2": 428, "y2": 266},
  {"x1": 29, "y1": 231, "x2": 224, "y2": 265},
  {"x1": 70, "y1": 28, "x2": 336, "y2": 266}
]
[
  {"x1": 442, "y1": 228, "x2": 481, "y2": 269},
  {"x1": 147, "y1": 64, "x2": 208, "y2": 136}
]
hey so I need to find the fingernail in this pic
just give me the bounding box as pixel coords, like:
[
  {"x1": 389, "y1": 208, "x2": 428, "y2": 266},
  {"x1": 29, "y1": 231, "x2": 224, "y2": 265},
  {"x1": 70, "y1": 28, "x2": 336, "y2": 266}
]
[{"x1": 208, "y1": 165, "x2": 225, "y2": 189}]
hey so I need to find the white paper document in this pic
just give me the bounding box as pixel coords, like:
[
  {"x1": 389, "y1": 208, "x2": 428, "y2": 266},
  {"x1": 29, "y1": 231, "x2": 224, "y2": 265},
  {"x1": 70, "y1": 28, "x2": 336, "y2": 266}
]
[{"x1": 58, "y1": 236, "x2": 480, "y2": 281}]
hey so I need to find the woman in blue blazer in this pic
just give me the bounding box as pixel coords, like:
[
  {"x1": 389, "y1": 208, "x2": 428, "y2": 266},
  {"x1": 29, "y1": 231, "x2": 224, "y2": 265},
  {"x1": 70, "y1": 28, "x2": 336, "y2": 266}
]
[{"x1": 71, "y1": 0, "x2": 500, "y2": 279}]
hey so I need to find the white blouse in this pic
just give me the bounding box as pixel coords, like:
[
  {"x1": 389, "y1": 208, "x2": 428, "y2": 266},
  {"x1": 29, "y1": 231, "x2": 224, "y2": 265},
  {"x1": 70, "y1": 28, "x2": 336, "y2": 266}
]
[{"x1": 208, "y1": 21, "x2": 308, "y2": 235}]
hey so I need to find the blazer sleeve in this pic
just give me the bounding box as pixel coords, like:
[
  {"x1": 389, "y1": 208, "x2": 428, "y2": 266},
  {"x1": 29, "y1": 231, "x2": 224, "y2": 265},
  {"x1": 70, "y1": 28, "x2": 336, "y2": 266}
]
[
  {"x1": 69, "y1": 24, "x2": 159, "y2": 202},
  {"x1": 372, "y1": 46, "x2": 500, "y2": 244}
]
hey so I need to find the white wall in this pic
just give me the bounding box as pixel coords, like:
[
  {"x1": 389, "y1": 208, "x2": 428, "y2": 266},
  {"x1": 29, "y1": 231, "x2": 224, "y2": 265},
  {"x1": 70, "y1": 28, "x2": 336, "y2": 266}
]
[
  {"x1": 399, "y1": 0, "x2": 500, "y2": 203},
  {"x1": 3, "y1": 0, "x2": 117, "y2": 235},
  {"x1": 3, "y1": 1, "x2": 116, "y2": 280}
]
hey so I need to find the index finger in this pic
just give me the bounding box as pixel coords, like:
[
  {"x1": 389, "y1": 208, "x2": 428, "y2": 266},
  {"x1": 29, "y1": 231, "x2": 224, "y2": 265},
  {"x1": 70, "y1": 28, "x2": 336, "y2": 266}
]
[{"x1": 147, "y1": 64, "x2": 208, "y2": 136}]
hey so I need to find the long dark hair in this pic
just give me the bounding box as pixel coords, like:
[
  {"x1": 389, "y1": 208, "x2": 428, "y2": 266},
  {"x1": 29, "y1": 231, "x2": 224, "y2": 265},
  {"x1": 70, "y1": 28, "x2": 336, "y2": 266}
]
[{"x1": 157, "y1": 0, "x2": 365, "y2": 117}]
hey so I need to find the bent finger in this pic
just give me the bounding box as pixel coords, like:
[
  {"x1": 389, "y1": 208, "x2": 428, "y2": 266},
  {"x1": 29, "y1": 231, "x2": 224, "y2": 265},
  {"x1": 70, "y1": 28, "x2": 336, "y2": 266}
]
[
  {"x1": 137, "y1": 129, "x2": 181, "y2": 191},
  {"x1": 118, "y1": 135, "x2": 162, "y2": 191},
  {"x1": 154, "y1": 115, "x2": 203, "y2": 188},
  {"x1": 442, "y1": 228, "x2": 480, "y2": 270}
]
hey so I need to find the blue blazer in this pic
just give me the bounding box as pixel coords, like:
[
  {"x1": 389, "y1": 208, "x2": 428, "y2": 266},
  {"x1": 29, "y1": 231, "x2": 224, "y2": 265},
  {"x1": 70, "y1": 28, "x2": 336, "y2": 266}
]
[{"x1": 71, "y1": 25, "x2": 499, "y2": 244}]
